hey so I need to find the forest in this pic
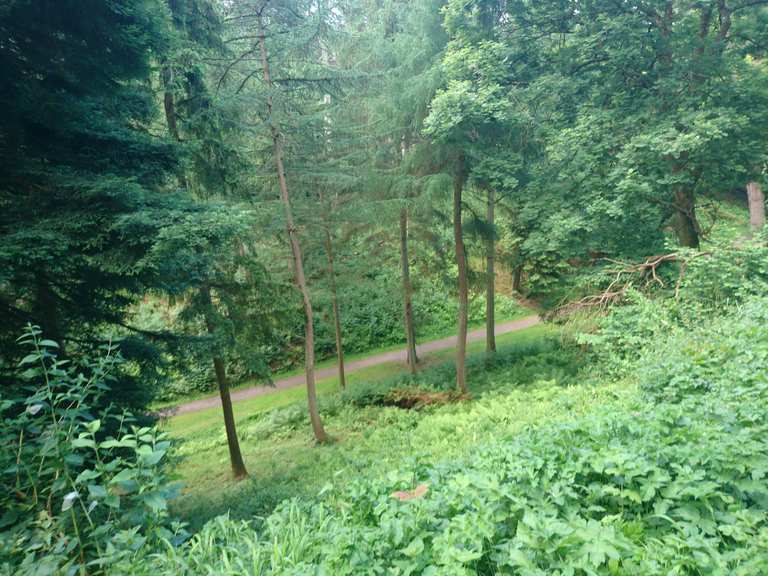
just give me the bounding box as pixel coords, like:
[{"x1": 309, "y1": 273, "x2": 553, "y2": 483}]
[{"x1": 2, "y1": 0, "x2": 768, "y2": 573}]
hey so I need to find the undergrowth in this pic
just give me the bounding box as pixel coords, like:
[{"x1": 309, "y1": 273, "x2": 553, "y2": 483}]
[
  {"x1": 121, "y1": 294, "x2": 768, "y2": 575},
  {"x1": 169, "y1": 334, "x2": 588, "y2": 529}
]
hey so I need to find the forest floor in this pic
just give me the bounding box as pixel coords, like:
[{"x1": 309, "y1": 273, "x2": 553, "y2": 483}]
[
  {"x1": 165, "y1": 322, "x2": 593, "y2": 528},
  {"x1": 160, "y1": 315, "x2": 540, "y2": 417}
]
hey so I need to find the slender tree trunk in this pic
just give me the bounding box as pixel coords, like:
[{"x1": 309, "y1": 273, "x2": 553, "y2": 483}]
[
  {"x1": 512, "y1": 263, "x2": 523, "y2": 294},
  {"x1": 258, "y1": 15, "x2": 327, "y2": 443},
  {"x1": 160, "y1": 63, "x2": 189, "y2": 190},
  {"x1": 200, "y1": 286, "x2": 248, "y2": 480},
  {"x1": 485, "y1": 187, "x2": 496, "y2": 355},
  {"x1": 323, "y1": 229, "x2": 346, "y2": 389},
  {"x1": 399, "y1": 207, "x2": 418, "y2": 373},
  {"x1": 453, "y1": 156, "x2": 469, "y2": 394},
  {"x1": 35, "y1": 275, "x2": 65, "y2": 354},
  {"x1": 747, "y1": 181, "x2": 766, "y2": 234},
  {"x1": 162, "y1": 66, "x2": 180, "y2": 142},
  {"x1": 673, "y1": 187, "x2": 700, "y2": 248}
]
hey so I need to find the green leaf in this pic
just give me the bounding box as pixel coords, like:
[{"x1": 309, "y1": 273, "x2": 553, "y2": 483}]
[
  {"x1": 19, "y1": 353, "x2": 40, "y2": 366},
  {"x1": 110, "y1": 468, "x2": 137, "y2": 484},
  {"x1": 75, "y1": 469, "x2": 101, "y2": 484},
  {"x1": 72, "y1": 437, "x2": 96, "y2": 449},
  {"x1": 87, "y1": 484, "x2": 108, "y2": 499},
  {"x1": 402, "y1": 537, "x2": 424, "y2": 558},
  {"x1": 143, "y1": 492, "x2": 167, "y2": 512},
  {"x1": 139, "y1": 449, "x2": 166, "y2": 467}
]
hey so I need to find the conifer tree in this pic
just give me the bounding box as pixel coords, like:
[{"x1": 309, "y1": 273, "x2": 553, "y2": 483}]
[
  {"x1": 159, "y1": 0, "x2": 254, "y2": 478},
  {"x1": 221, "y1": 0, "x2": 345, "y2": 443},
  {"x1": 0, "y1": 0, "x2": 210, "y2": 406}
]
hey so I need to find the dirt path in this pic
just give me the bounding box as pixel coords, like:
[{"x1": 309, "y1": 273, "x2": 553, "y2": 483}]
[{"x1": 160, "y1": 315, "x2": 541, "y2": 417}]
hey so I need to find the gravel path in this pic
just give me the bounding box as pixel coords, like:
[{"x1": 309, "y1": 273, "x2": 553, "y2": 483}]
[{"x1": 160, "y1": 315, "x2": 541, "y2": 417}]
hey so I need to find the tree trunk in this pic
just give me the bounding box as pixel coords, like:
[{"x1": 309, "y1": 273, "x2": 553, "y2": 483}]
[
  {"x1": 747, "y1": 181, "x2": 766, "y2": 234},
  {"x1": 399, "y1": 207, "x2": 418, "y2": 374},
  {"x1": 258, "y1": 15, "x2": 327, "y2": 443},
  {"x1": 35, "y1": 275, "x2": 65, "y2": 354},
  {"x1": 673, "y1": 187, "x2": 700, "y2": 248},
  {"x1": 323, "y1": 229, "x2": 346, "y2": 390},
  {"x1": 512, "y1": 264, "x2": 523, "y2": 294},
  {"x1": 453, "y1": 156, "x2": 469, "y2": 394},
  {"x1": 160, "y1": 63, "x2": 189, "y2": 189},
  {"x1": 200, "y1": 286, "x2": 248, "y2": 480},
  {"x1": 485, "y1": 187, "x2": 496, "y2": 355},
  {"x1": 162, "y1": 66, "x2": 181, "y2": 142}
]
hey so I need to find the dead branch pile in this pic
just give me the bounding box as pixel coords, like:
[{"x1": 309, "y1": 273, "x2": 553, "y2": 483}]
[{"x1": 554, "y1": 252, "x2": 710, "y2": 318}]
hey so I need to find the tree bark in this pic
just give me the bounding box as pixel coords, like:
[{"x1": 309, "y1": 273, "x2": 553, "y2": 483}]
[
  {"x1": 453, "y1": 156, "x2": 469, "y2": 394},
  {"x1": 747, "y1": 181, "x2": 766, "y2": 234},
  {"x1": 485, "y1": 187, "x2": 496, "y2": 355},
  {"x1": 323, "y1": 228, "x2": 346, "y2": 389},
  {"x1": 258, "y1": 14, "x2": 327, "y2": 443},
  {"x1": 160, "y1": 63, "x2": 190, "y2": 190},
  {"x1": 35, "y1": 275, "x2": 65, "y2": 355},
  {"x1": 512, "y1": 266, "x2": 523, "y2": 293},
  {"x1": 673, "y1": 187, "x2": 700, "y2": 248},
  {"x1": 200, "y1": 286, "x2": 248, "y2": 480},
  {"x1": 399, "y1": 207, "x2": 418, "y2": 374},
  {"x1": 162, "y1": 66, "x2": 181, "y2": 142}
]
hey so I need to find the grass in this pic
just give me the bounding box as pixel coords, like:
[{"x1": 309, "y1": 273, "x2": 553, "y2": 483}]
[
  {"x1": 162, "y1": 322, "x2": 544, "y2": 438},
  {"x1": 151, "y1": 305, "x2": 533, "y2": 410},
  {"x1": 165, "y1": 323, "x2": 623, "y2": 529}
]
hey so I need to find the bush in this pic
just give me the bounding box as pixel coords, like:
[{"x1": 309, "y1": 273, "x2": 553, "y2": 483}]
[
  {"x1": 0, "y1": 327, "x2": 183, "y2": 575},
  {"x1": 577, "y1": 237, "x2": 768, "y2": 377},
  {"x1": 640, "y1": 296, "x2": 768, "y2": 404},
  {"x1": 123, "y1": 298, "x2": 768, "y2": 575}
]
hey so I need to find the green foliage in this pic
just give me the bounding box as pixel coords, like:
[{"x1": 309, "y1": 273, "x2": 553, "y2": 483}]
[
  {"x1": 677, "y1": 236, "x2": 768, "y2": 311},
  {"x1": 152, "y1": 267, "x2": 527, "y2": 400},
  {"x1": 578, "y1": 235, "x2": 768, "y2": 374},
  {"x1": 641, "y1": 296, "x2": 768, "y2": 404},
  {"x1": 0, "y1": 0, "x2": 263, "y2": 411},
  {"x1": 120, "y1": 295, "x2": 768, "y2": 575},
  {"x1": 342, "y1": 336, "x2": 577, "y2": 408},
  {"x1": 0, "y1": 327, "x2": 182, "y2": 575},
  {"x1": 166, "y1": 328, "x2": 581, "y2": 526},
  {"x1": 0, "y1": 0, "x2": 175, "y2": 347}
]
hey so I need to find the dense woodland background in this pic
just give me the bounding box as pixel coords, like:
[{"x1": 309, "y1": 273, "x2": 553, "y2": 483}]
[{"x1": 2, "y1": 0, "x2": 768, "y2": 574}]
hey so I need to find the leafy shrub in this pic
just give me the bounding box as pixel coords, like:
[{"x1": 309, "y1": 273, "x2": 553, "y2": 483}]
[
  {"x1": 641, "y1": 296, "x2": 768, "y2": 404},
  {"x1": 677, "y1": 236, "x2": 768, "y2": 312},
  {"x1": 578, "y1": 237, "x2": 768, "y2": 377},
  {"x1": 125, "y1": 298, "x2": 768, "y2": 575},
  {"x1": 575, "y1": 289, "x2": 676, "y2": 374},
  {"x1": 0, "y1": 327, "x2": 182, "y2": 575}
]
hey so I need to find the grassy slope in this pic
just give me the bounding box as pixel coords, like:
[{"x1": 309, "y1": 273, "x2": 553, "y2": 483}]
[
  {"x1": 167, "y1": 199, "x2": 752, "y2": 530},
  {"x1": 152, "y1": 302, "x2": 531, "y2": 410},
  {"x1": 167, "y1": 324, "x2": 633, "y2": 528}
]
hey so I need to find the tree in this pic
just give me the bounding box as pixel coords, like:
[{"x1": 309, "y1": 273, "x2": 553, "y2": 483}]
[
  {"x1": 747, "y1": 181, "x2": 766, "y2": 234},
  {"x1": 0, "y1": 0, "x2": 203, "y2": 407},
  {"x1": 319, "y1": 192, "x2": 347, "y2": 390},
  {"x1": 502, "y1": 0, "x2": 768, "y2": 250},
  {"x1": 424, "y1": 0, "x2": 517, "y2": 390},
  {"x1": 217, "y1": 0, "x2": 337, "y2": 443},
  {"x1": 355, "y1": 0, "x2": 449, "y2": 374},
  {"x1": 452, "y1": 154, "x2": 470, "y2": 393},
  {"x1": 159, "y1": 0, "x2": 254, "y2": 478}
]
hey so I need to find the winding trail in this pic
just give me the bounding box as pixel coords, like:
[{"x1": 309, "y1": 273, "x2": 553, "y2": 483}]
[{"x1": 160, "y1": 315, "x2": 541, "y2": 417}]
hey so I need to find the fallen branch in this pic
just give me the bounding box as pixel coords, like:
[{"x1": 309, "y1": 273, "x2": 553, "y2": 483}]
[{"x1": 554, "y1": 252, "x2": 710, "y2": 317}]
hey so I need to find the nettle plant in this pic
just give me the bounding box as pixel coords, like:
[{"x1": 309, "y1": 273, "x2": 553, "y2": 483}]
[{"x1": 0, "y1": 326, "x2": 183, "y2": 575}]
